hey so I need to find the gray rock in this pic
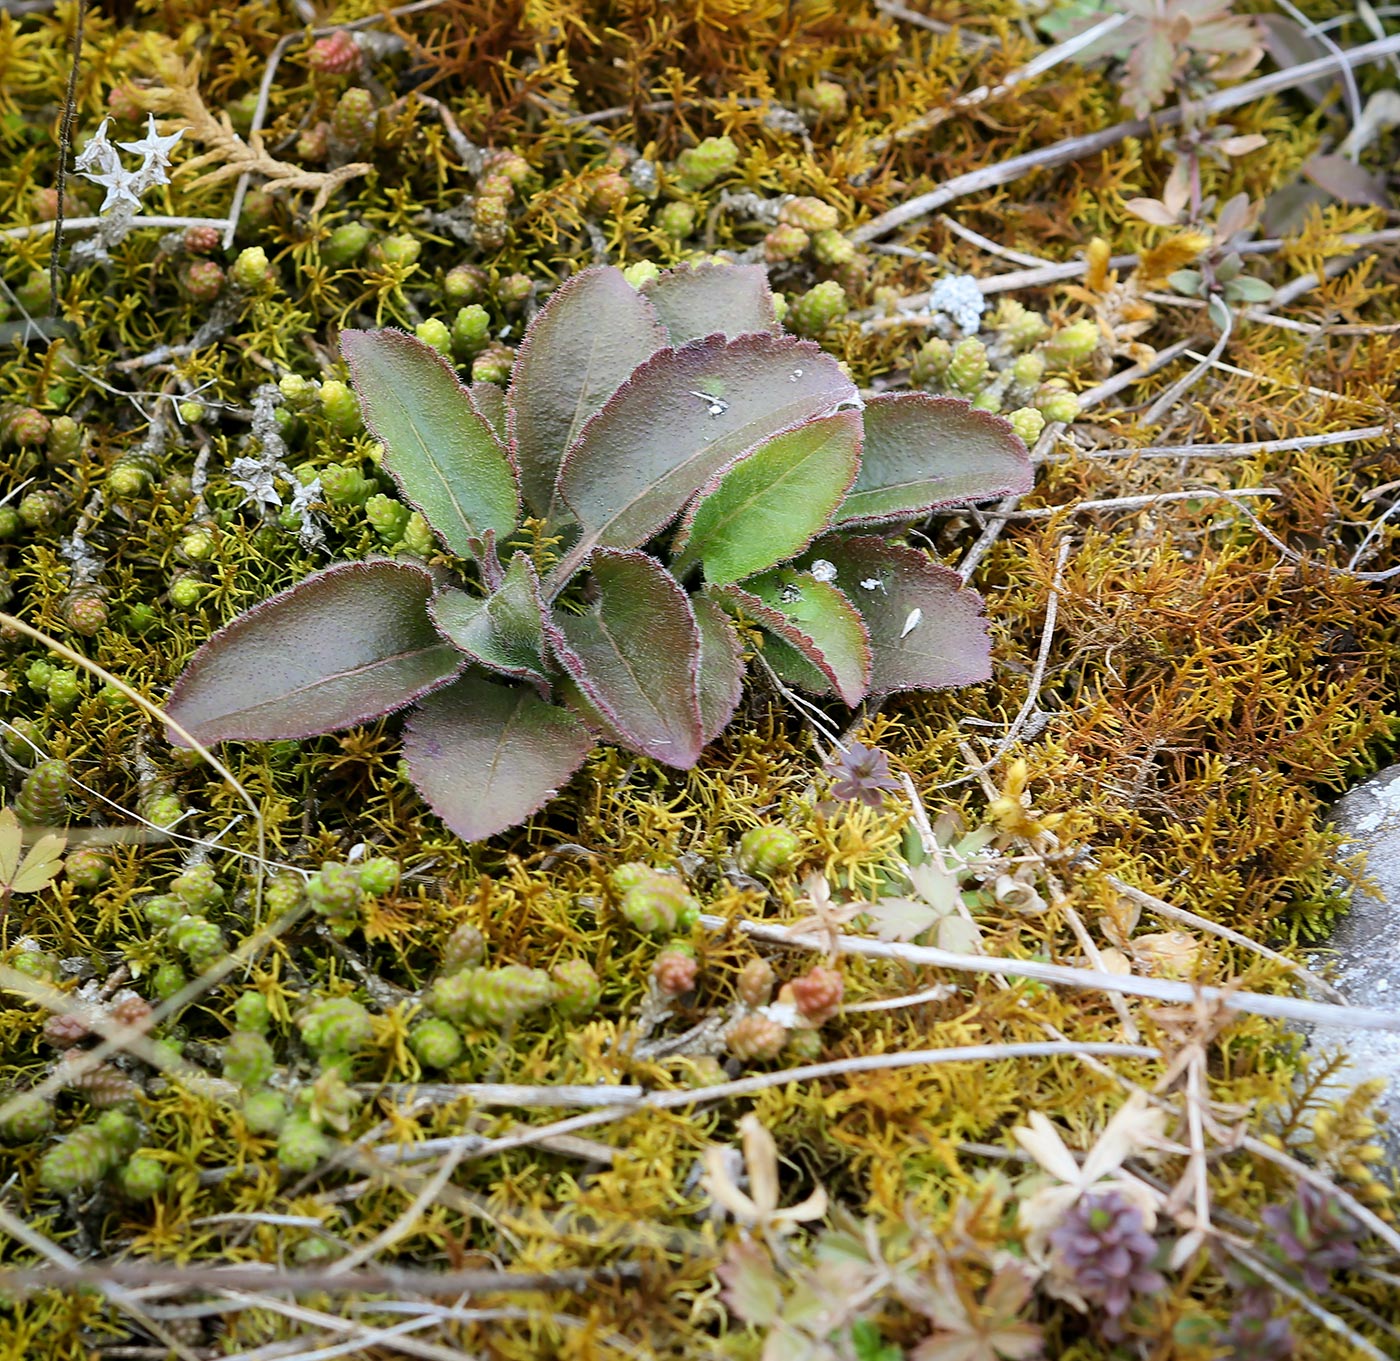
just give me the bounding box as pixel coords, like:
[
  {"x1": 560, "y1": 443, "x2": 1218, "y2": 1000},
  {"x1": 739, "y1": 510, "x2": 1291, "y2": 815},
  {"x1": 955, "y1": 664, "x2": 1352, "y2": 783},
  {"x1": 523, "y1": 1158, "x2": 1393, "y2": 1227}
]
[{"x1": 1321, "y1": 765, "x2": 1400, "y2": 1127}]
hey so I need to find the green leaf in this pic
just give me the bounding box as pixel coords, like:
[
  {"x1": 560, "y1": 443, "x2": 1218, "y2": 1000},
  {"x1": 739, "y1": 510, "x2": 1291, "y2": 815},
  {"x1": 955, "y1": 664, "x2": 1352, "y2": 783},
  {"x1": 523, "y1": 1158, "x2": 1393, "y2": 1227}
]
[
  {"x1": 429, "y1": 553, "x2": 550, "y2": 692},
  {"x1": 166, "y1": 560, "x2": 465, "y2": 743},
  {"x1": 553, "y1": 333, "x2": 856, "y2": 583},
  {"x1": 403, "y1": 674, "x2": 595, "y2": 843},
  {"x1": 806, "y1": 537, "x2": 992, "y2": 695},
  {"x1": 546, "y1": 550, "x2": 704, "y2": 767},
  {"x1": 0, "y1": 806, "x2": 65, "y2": 894},
  {"x1": 341, "y1": 329, "x2": 519, "y2": 564},
  {"x1": 1224, "y1": 274, "x2": 1275, "y2": 303},
  {"x1": 1168, "y1": 268, "x2": 1204, "y2": 297},
  {"x1": 835, "y1": 394, "x2": 1033, "y2": 528},
  {"x1": 692, "y1": 594, "x2": 746, "y2": 742},
  {"x1": 673, "y1": 410, "x2": 861, "y2": 585},
  {"x1": 508, "y1": 267, "x2": 667, "y2": 520},
  {"x1": 716, "y1": 569, "x2": 870, "y2": 706},
  {"x1": 641, "y1": 262, "x2": 779, "y2": 344},
  {"x1": 469, "y1": 380, "x2": 508, "y2": 441}
]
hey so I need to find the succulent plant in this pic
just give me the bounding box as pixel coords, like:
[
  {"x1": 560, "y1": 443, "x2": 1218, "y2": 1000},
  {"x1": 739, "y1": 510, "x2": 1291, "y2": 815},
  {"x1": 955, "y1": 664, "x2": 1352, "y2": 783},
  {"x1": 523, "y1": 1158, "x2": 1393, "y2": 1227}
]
[
  {"x1": 164, "y1": 265, "x2": 1032, "y2": 844},
  {"x1": 1048, "y1": 1190, "x2": 1165, "y2": 1337}
]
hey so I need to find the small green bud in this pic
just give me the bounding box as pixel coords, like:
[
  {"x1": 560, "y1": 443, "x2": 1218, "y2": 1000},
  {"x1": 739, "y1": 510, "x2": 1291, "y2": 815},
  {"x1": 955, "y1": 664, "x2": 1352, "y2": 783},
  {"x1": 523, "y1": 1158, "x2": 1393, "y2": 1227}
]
[
  {"x1": 8, "y1": 947, "x2": 57, "y2": 980},
  {"x1": 809, "y1": 228, "x2": 856, "y2": 267},
  {"x1": 18, "y1": 490, "x2": 60, "y2": 530},
  {"x1": 234, "y1": 992, "x2": 272, "y2": 1034},
  {"x1": 223, "y1": 1031, "x2": 276, "y2": 1090},
  {"x1": 430, "y1": 965, "x2": 556, "y2": 1027},
  {"x1": 441, "y1": 923, "x2": 486, "y2": 974},
  {"x1": 779, "y1": 196, "x2": 839, "y2": 233},
  {"x1": 125, "y1": 601, "x2": 160, "y2": 634},
  {"x1": 297, "y1": 996, "x2": 373, "y2": 1058},
  {"x1": 655, "y1": 200, "x2": 695, "y2": 239},
  {"x1": 39, "y1": 1111, "x2": 139, "y2": 1192},
  {"x1": 470, "y1": 342, "x2": 515, "y2": 386},
  {"x1": 1042, "y1": 318, "x2": 1099, "y2": 369},
  {"x1": 992, "y1": 298, "x2": 1048, "y2": 350},
  {"x1": 611, "y1": 864, "x2": 700, "y2": 935},
  {"x1": 365, "y1": 493, "x2": 410, "y2": 543},
  {"x1": 173, "y1": 863, "x2": 224, "y2": 911},
  {"x1": 141, "y1": 790, "x2": 185, "y2": 830},
  {"x1": 321, "y1": 221, "x2": 372, "y2": 269},
  {"x1": 0, "y1": 506, "x2": 20, "y2": 538},
  {"x1": 278, "y1": 1113, "x2": 333, "y2": 1171},
  {"x1": 1035, "y1": 383, "x2": 1080, "y2": 425},
  {"x1": 146, "y1": 896, "x2": 184, "y2": 932},
  {"x1": 408, "y1": 1018, "x2": 463, "y2": 1069},
  {"x1": 0, "y1": 1091, "x2": 53, "y2": 1143},
  {"x1": 26, "y1": 659, "x2": 54, "y2": 692},
  {"x1": 318, "y1": 379, "x2": 361, "y2": 435},
  {"x1": 168, "y1": 574, "x2": 205, "y2": 610},
  {"x1": 46, "y1": 415, "x2": 84, "y2": 462},
  {"x1": 265, "y1": 871, "x2": 305, "y2": 915},
  {"x1": 971, "y1": 386, "x2": 1002, "y2": 413},
  {"x1": 551, "y1": 959, "x2": 601, "y2": 1018},
  {"x1": 306, "y1": 862, "x2": 364, "y2": 918},
  {"x1": 414, "y1": 318, "x2": 453, "y2": 356},
  {"x1": 65, "y1": 848, "x2": 111, "y2": 890},
  {"x1": 330, "y1": 87, "x2": 377, "y2": 149},
  {"x1": 496, "y1": 272, "x2": 532, "y2": 307},
  {"x1": 673, "y1": 135, "x2": 739, "y2": 192},
  {"x1": 1008, "y1": 407, "x2": 1045, "y2": 446},
  {"x1": 243, "y1": 1089, "x2": 287, "y2": 1134},
  {"x1": 622, "y1": 259, "x2": 662, "y2": 288},
  {"x1": 118, "y1": 1152, "x2": 167, "y2": 1199},
  {"x1": 737, "y1": 825, "x2": 802, "y2": 877},
  {"x1": 46, "y1": 668, "x2": 82, "y2": 713},
  {"x1": 151, "y1": 962, "x2": 187, "y2": 1000},
  {"x1": 230, "y1": 246, "x2": 272, "y2": 290},
  {"x1": 180, "y1": 527, "x2": 215, "y2": 561},
  {"x1": 4, "y1": 406, "x2": 51, "y2": 447},
  {"x1": 787, "y1": 280, "x2": 846, "y2": 338},
  {"x1": 444, "y1": 264, "x2": 486, "y2": 304},
  {"x1": 947, "y1": 337, "x2": 989, "y2": 394},
  {"x1": 762, "y1": 223, "x2": 809, "y2": 263},
  {"x1": 16, "y1": 758, "x2": 69, "y2": 826},
  {"x1": 450, "y1": 304, "x2": 491, "y2": 357},
  {"x1": 1010, "y1": 351, "x2": 1046, "y2": 390},
  {"x1": 798, "y1": 80, "x2": 847, "y2": 120},
  {"x1": 400, "y1": 511, "x2": 435, "y2": 557},
  {"x1": 168, "y1": 915, "x2": 228, "y2": 968},
  {"x1": 372, "y1": 234, "x2": 421, "y2": 269},
  {"x1": 357, "y1": 856, "x2": 400, "y2": 896},
  {"x1": 320, "y1": 463, "x2": 374, "y2": 507}
]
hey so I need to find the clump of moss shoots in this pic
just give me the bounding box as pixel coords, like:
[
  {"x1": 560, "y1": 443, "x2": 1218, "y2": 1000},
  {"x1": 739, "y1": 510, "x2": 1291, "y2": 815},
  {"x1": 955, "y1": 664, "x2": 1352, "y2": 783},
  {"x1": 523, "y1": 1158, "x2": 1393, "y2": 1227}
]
[{"x1": 2, "y1": 0, "x2": 1399, "y2": 1356}]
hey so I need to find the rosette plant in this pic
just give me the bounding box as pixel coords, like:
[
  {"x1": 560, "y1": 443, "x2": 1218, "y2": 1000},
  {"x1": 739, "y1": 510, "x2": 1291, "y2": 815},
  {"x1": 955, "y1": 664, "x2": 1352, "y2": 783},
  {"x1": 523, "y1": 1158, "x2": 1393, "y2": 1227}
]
[{"x1": 166, "y1": 265, "x2": 1033, "y2": 842}]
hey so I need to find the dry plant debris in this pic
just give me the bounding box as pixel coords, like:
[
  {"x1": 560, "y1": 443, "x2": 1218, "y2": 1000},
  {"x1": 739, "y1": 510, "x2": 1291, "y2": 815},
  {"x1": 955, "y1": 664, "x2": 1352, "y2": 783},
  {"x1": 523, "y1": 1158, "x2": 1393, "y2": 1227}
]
[{"x1": 0, "y1": 0, "x2": 1399, "y2": 1357}]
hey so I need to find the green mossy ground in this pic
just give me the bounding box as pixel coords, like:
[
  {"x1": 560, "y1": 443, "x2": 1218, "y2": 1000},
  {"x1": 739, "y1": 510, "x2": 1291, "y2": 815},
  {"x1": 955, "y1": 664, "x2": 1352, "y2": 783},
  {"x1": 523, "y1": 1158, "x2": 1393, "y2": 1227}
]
[{"x1": 2, "y1": 1, "x2": 1400, "y2": 1356}]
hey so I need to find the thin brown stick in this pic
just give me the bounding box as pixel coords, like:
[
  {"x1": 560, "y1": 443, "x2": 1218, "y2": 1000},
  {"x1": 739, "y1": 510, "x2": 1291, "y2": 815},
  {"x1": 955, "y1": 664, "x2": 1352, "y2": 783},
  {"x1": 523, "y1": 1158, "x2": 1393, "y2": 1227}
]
[
  {"x1": 1105, "y1": 874, "x2": 1346, "y2": 1003},
  {"x1": 851, "y1": 33, "x2": 1400, "y2": 243},
  {"x1": 700, "y1": 915, "x2": 1400, "y2": 1031}
]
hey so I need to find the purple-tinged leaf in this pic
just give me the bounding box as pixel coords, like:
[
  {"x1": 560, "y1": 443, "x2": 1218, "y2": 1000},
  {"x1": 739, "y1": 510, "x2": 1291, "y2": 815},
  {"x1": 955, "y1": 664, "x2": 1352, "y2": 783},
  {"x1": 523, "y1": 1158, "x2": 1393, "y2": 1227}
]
[
  {"x1": 166, "y1": 561, "x2": 464, "y2": 744},
  {"x1": 545, "y1": 550, "x2": 704, "y2": 768},
  {"x1": 470, "y1": 380, "x2": 508, "y2": 441},
  {"x1": 403, "y1": 674, "x2": 594, "y2": 843},
  {"x1": 1301, "y1": 153, "x2": 1389, "y2": 208},
  {"x1": 341, "y1": 329, "x2": 519, "y2": 564},
  {"x1": 836, "y1": 394, "x2": 1033, "y2": 528},
  {"x1": 692, "y1": 595, "x2": 746, "y2": 743},
  {"x1": 509, "y1": 267, "x2": 668, "y2": 520},
  {"x1": 716, "y1": 571, "x2": 870, "y2": 706},
  {"x1": 673, "y1": 410, "x2": 861, "y2": 585},
  {"x1": 808, "y1": 537, "x2": 991, "y2": 695},
  {"x1": 429, "y1": 553, "x2": 550, "y2": 692},
  {"x1": 641, "y1": 262, "x2": 778, "y2": 344},
  {"x1": 553, "y1": 333, "x2": 855, "y2": 583}
]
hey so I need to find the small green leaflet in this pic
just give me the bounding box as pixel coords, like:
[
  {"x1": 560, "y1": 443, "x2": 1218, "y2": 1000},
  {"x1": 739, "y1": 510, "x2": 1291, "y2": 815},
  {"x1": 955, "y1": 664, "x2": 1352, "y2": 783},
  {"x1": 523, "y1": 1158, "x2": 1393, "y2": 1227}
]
[{"x1": 0, "y1": 806, "x2": 66, "y2": 896}]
